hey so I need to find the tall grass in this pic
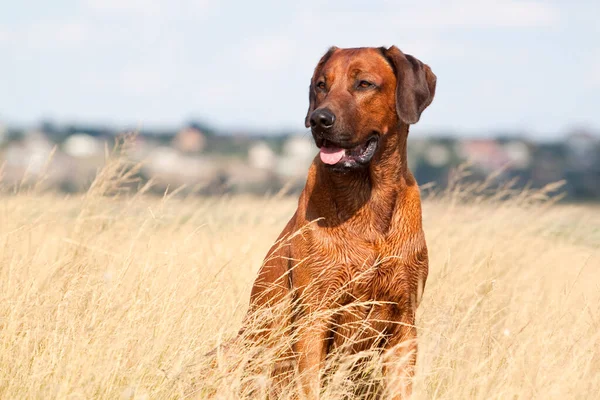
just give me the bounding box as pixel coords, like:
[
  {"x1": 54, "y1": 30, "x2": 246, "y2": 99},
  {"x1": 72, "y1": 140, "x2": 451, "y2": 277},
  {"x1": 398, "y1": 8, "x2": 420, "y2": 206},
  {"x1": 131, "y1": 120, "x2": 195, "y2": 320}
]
[{"x1": 0, "y1": 138, "x2": 598, "y2": 399}]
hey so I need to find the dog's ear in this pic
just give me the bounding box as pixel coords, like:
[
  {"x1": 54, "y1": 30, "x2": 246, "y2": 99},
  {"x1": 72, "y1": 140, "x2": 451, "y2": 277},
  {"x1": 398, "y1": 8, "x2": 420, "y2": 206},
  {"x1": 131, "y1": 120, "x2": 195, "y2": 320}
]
[
  {"x1": 383, "y1": 46, "x2": 436, "y2": 124},
  {"x1": 305, "y1": 46, "x2": 338, "y2": 128}
]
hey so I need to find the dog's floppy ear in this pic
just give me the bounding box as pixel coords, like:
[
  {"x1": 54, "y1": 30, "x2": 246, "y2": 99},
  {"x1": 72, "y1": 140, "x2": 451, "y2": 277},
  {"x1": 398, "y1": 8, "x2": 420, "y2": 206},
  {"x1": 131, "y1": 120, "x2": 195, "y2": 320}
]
[
  {"x1": 305, "y1": 46, "x2": 338, "y2": 128},
  {"x1": 383, "y1": 46, "x2": 436, "y2": 124}
]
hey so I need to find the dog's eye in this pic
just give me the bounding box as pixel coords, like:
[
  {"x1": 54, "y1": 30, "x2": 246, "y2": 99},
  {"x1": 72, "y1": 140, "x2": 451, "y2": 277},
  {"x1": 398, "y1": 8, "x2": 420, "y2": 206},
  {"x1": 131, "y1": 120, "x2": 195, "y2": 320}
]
[
  {"x1": 316, "y1": 81, "x2": 326, "y2": 90},
  {"x1": 358, "y1": 80, "x2": 374, "y2": 89}
]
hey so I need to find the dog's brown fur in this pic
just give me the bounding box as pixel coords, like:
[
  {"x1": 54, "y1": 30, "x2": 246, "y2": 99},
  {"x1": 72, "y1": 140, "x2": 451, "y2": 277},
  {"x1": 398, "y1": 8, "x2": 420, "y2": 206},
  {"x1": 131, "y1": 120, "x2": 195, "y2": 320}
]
[{"x1": 240, "y1": 46, "x2": 436, "y2": 399}]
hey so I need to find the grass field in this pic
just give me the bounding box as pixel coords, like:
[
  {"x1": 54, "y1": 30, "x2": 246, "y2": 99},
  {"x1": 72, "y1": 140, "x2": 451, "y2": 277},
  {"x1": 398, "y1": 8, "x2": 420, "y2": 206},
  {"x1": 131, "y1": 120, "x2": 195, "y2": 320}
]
[{"x1": 1, "y1": 143, "x2": 599, "y2": 399}]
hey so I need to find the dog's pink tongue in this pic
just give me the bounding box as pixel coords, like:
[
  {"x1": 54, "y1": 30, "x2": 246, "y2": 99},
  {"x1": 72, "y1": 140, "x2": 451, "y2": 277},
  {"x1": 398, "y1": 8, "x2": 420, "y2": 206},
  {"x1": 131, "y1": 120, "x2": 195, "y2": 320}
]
[{"x1": 319, "y1": 147, "x2": 345, "y2": 165}]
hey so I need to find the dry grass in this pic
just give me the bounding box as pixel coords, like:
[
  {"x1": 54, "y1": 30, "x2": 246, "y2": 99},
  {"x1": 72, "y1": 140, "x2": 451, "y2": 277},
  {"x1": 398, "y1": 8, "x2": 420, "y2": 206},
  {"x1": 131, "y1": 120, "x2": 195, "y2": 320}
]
[{"x1": 1, "y1": 140, "x2": 599, "y2": 399}]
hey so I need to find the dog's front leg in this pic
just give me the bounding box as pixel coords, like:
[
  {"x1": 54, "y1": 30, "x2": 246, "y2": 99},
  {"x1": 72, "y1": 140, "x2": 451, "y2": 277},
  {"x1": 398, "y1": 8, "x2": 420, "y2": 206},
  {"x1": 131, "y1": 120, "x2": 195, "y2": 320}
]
[
  {"x1": 294, "y1": 313, "x2": 329, "y2": 399},
  {"x1": 382, "y1": 311, "x2": 417, "y2": 400}
]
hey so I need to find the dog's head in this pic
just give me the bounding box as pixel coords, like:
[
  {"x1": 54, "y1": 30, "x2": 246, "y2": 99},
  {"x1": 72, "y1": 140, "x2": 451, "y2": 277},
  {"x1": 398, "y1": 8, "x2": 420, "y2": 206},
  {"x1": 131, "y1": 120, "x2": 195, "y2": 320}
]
[{"x1": 305, "y1": 46, "x2": 436, "y2": 172}]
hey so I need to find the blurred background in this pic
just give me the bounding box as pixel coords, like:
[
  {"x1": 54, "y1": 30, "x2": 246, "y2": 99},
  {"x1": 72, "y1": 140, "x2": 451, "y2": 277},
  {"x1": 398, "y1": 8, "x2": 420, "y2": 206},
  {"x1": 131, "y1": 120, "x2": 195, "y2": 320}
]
[{"x1": 1, "y1": 0, "x2": 599, "y2": 199}]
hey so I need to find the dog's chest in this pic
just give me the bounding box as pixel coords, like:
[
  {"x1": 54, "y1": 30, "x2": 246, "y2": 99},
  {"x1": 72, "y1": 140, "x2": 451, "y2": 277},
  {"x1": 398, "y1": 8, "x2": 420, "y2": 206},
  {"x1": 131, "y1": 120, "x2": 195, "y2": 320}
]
[{"x1": 306, "y1": 232, "x2": 405, "y2": 300}]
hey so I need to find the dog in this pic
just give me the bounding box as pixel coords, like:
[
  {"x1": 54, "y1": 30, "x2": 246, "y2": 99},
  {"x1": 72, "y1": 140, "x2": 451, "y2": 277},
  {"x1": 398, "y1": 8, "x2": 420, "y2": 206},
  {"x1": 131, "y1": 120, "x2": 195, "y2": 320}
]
[{"x1": 239, "y1": 46, "x2": 436, "y2": 399}]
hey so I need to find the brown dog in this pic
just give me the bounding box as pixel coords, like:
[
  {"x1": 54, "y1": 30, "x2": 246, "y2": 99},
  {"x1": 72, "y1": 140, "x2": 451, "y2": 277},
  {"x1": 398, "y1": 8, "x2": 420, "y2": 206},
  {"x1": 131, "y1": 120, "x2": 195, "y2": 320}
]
[{"x1": 240, "y1": 46, "x2": 436, "y2": 399}]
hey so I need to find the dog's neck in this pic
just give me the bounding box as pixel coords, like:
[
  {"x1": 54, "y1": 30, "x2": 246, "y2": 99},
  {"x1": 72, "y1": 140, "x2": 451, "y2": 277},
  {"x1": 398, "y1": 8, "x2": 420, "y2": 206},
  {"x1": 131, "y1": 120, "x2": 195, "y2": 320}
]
[{"x1": 307, "y1": 124, "x2": 416, "y2": 232}]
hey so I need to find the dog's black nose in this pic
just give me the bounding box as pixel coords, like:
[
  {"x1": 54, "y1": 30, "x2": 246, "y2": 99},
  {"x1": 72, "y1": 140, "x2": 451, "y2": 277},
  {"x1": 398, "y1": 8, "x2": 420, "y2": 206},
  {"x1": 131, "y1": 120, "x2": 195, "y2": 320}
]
[{"x1": 310, "y1": 108, "x2": 336, "y2": 129}]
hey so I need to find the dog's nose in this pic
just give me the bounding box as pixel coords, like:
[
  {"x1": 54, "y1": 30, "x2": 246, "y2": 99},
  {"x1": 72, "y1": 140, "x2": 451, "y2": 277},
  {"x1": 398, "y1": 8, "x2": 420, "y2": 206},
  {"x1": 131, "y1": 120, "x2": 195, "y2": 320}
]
[{"x1": 310, "y1": 108, "x2": 336, "y2": 130}]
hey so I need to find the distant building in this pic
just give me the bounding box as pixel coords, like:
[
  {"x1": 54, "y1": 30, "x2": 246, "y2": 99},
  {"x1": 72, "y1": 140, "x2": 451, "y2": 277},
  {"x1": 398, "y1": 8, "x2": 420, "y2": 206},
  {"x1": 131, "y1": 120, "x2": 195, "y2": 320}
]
[
  {"x1": 248, "y1": 141, "x2": 276, "y2": 170},
  {"x1": 277, "y1": 135, "x2": 316, "y2": 178},
  {"x1": 63, "y1": 133, "x2": 103, "y2": 158},
  {"x1": 531, "y1": 143, "x2": 567, "y2": 186},
  {"x1": 565, "y1": 130, "x2": 597, "y2": 170},
  {"x1": 0, "y1": 121, "x2": 6, "y2": 144},
  {"x1": 423, "y1": 143, "x2": 451, "y2": 167},
  {"x1": 459, "y1": 139, "x2": 510, "y2": 172},
  {"x1": 20, "y1": 131, "x2": 54, "y2": 174},
  {"x1": 502, "y1": 140, "x2": 531, "y2": 170},
  {"x1": 172, "y1": 127, "x2": 206, "y2": 153}
]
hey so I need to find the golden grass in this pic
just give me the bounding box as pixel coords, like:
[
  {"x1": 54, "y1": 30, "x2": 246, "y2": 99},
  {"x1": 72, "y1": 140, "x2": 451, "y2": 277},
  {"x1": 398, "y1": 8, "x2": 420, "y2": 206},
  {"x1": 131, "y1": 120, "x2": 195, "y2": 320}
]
[{"x1": 1, "y1": 140, "x2": 599, "y2": 399}]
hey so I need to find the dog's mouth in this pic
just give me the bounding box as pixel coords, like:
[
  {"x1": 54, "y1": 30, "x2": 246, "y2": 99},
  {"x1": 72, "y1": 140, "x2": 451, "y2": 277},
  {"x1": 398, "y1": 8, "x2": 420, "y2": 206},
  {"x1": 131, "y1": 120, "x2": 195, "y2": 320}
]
[{"x1": 318, "y1": 135, "x2": 379, "y2": 169}]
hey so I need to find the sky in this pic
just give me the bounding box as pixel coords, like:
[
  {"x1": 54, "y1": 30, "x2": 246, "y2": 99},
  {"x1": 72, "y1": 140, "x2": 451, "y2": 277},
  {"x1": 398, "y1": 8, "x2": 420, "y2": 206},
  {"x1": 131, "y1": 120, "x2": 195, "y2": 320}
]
[{"x1": 0, "y1": 0, "x2": 599, "y2": 138}]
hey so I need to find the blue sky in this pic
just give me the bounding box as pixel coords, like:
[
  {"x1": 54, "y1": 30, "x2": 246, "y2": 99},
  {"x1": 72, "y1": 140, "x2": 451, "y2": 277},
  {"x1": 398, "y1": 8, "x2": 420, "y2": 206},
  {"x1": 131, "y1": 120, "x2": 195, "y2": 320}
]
[{"x1": 0, "y1": 0, "x2": 598, "y2": 138}]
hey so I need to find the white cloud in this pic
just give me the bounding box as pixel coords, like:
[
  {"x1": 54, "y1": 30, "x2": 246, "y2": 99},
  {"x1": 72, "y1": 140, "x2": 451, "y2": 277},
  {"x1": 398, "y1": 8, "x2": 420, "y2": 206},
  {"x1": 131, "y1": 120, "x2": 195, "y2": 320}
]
[
  {"x1": 439, "y1": 0, "x2": 560, "y2": 28},
  {"x1": 0, "y1": 0, "x2": 594, "y2": 133},
  {"x1": 0, "y1": 28, "x2": 8, "y2": 45},
  {"x1": 84, "y1": 0, "x2": 163, "y2": 17},
  {"x1": 197, "y1": 82, "x2": 237, "y2": 103},
  {"x1": 84, "y1": 0, "x2": 213, "y2": 19},
  {"x1": 6, "y1": 20, "x2": 90, "y2": 50},
  {"x1": 119, "y1": 63, "x2": 174, "y2": 95},
  {"x1": 51, "y1": 22, "x2": 90, "y2": 47},
  {"x1": 284, "y1": 0, "x2": 559, "y2": 67},
  {"x1": 240, "y1": 36, "x2": 297, "y2": 72},
  {"x1": 378, "y1": 0, "x2": 560, "y2": 29},
  {"x1": 588, "y1": 54, "x2": 600, "y2": 88}
]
